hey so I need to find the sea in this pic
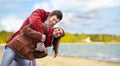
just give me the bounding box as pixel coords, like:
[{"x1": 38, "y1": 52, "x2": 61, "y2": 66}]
[
  {"x1": 0, "y1": 44, "x2": 120, "y2": 62},
  {"x1": 48, "y1": 44, "x2": 120, "y2": 63}
]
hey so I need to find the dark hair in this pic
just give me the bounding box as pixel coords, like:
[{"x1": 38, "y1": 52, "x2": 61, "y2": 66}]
[
  {"x1": 52, "y1": 27, "x2": 65, "y2": 57},
  {"x1": 49, "y1": 10, "x2": 63, "y2": 20}
]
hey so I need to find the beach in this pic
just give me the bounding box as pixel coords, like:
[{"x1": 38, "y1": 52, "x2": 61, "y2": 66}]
[{"x1": 0, "y1": 50, "x2": 120, "y2": 66}]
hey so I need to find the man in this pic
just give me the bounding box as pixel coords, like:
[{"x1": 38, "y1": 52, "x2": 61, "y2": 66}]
[
  {"x1": 7, "y1": 9, "x2": 63, "y2": 43},
  {"x1": 6, "y1": 9, "x2": 63, "y2": 66}
]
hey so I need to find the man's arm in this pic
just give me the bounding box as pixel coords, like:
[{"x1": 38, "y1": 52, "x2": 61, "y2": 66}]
[
  {"x1": 22, "y1": 24, "x2": 42, "y2": 41},
  {"x1": 34, "y1": 48, "x2": 48, "y2": 58},
  {"x1": 29, "y1": 9, "x2": 49, "y2": 32}
]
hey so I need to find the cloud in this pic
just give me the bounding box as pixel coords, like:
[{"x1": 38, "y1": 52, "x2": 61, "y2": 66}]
[
  {"x1": 32, "y1": 0, "x2": 117, "y2": 28},
  {"x1": 0, "y1": 0, "x2": 119, "y2": 35},
  {"x1": 50, "y1": 0, "x2": 120, "y2": 12},
  {"x1": 0, "y1": 1, "x2": 21, "y2": 10},
  {"x1": 62, "y1": 12, "x2": 75, "y2": 25},
  {"x1": 33, "y1": 2, "x2": 52, "y2": 11},
  {"x1": 32, "y1": 0, "x2": 110, "y2": 27},
  {"x1": 85, "y1": 0, "x2": 119, "y2": 11},
  {"x1": 115, "y1": 18, "x2": 120, "y2": 22},
  {"x1": 61, "y1": 12, "x2": 95, "y2": 26},
  {"x1": 0, "y1": 15, "x2": 23, "y2": 32}
]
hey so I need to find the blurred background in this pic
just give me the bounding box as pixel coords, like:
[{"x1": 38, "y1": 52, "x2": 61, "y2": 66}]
[
  {"x1": 0, "y1": 0, "x2": 120, "y2": 63},
  {"x1": 0, "y1": 0, "x2": 120, "y2": 43}
]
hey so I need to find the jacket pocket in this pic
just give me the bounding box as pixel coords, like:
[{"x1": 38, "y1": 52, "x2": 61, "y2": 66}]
[
  {"x1": 10, "y1": 38, "x2": 24, "y2": 50},
  {"x1": 20, "y1": 46, "x2": 34, "y2": 60}
]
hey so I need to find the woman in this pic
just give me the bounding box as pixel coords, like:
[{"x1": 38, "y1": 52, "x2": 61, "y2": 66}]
[{"x1": 0, "y1": 24, "x2": 65, "y2": 66}]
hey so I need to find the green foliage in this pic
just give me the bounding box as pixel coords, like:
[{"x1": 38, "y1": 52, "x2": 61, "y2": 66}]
[
  {"x1": 0, "y1": 30, "x2": 13, "y2": 44},
  {"x1": 79, "y1": 33, "x2": 87, "y2": 41},
  {"x1": 61, "y1": 32, "x2": 78, "y2": 43},
  {"x1": 61, "y1": 32, "x2": 120, "y2": 43},
  {"x1": 0, "y1": 30, "x2": 120, "y2": 44}
]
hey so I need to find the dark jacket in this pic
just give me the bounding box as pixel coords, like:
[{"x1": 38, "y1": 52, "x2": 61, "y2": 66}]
[{"x1": 7, "y1": 24, "x2": 48, "y2": 60}]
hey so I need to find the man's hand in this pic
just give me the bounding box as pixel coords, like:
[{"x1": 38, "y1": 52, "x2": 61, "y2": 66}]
[
  {"x1": 41, "y1": 34, "x2": 46, "y2": 42},
  {"x1": 35, "y1": 42, "x2": 45, "y2": 51},
  {"x1": 44, "y1": 48, "x2": 48, "y2": 55}
]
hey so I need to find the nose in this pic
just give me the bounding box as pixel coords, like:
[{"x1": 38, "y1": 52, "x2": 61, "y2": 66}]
[
  {"x1": 51, "y1": 22, "x2": 56, "y2": 27},
  {"x1": 57, "y1": 31, "x2": 61, "y2": 35},
  {"x1": 53, "y1": 22, "x2": 56, "y2": 25}
]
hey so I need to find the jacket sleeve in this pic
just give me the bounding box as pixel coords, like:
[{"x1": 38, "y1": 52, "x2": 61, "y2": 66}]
[
  {"x1": 22, "y1": 24, "x2": 42, "y2": 41},
  {"x1": 34, "y1": 49, "x2": 48, "y2": 58},
  {"x1": 28, "y1": 9, "x2": 46, "y2": 32}
]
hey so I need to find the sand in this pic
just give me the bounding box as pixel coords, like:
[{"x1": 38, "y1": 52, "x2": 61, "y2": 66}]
[
  {"x1": 0, "y1": 50, "x2": 120, "y2": 66},
  {"x1": 36, "y1": 56, "x2": 120, "y2": 66}
]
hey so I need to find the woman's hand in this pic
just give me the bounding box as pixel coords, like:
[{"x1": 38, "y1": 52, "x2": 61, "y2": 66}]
[{"x1": 53, "y1": 51, "x2": 58, "y2": 58}]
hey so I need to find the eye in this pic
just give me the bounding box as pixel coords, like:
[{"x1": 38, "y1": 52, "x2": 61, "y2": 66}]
[
  {"x1": 58, "y1": 29, "x2": 60, "y2": 31},
  {"x1": 53, "y1": 18, "x2": 56, "y2": 21}
]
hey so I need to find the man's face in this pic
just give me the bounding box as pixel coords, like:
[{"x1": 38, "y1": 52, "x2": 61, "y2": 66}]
[
  {"x1": 47, "y1": 15, "x2": 60, "y2": 27},
  {"x1": 53, "y1": 28, "x2": 63, "y2": 38}
]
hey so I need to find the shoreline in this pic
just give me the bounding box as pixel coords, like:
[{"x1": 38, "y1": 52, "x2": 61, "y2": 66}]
[
  {"x1": 56, "y1": 55, "x2": 120, "y2": 63},
  {"x1": 60, "y1": 42, "x2": 120, "y2": 44},
  {"x1": 0, "y1": 42, "x2": 120, "y2": 45},
  {"x1": 36, "y1": 55, "x2": 120, "y2": 66}
]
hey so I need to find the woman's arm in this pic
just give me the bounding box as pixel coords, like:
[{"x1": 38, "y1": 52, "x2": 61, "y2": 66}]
[
  {"x1": 29, "y1": 9, "x2": 49, "y2": 32},
  {"x1": 53, "y1": 38, "x2": 61, "y2": 57}
]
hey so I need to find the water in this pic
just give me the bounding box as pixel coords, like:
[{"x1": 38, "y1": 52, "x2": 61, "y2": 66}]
[
  {"x1": 1, "y1": 44, "x2": 120, "y2": 62},
  {"x1": 0, "y1": 46, "x2": 4, "y2": 50},
  {"x1": 48, "y1": 44, "x2": 120, "y2": 62}
]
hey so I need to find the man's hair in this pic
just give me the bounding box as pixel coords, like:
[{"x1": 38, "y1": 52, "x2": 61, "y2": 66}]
[{"x1": 49, "y1": 10, "x2": 63, "y2": 20}]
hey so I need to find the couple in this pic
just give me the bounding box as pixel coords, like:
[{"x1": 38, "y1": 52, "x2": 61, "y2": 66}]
[{"x1": 0, "y1": 9, "x2": 65, "y2": 66}]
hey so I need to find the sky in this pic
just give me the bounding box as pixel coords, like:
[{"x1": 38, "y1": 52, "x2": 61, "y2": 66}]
[{"x1": 0, "y1": 0, "x2": 120, "y2": 35}]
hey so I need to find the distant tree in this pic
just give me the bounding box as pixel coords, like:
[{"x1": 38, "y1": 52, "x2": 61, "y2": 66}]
[
  {"x1": 61, "y1": 32, "x2": 78, "y2": 43},
  {"x1": 79, "y1": 33, "x2": 87, "y2": 41},
  {"x1": 0, "y1": 31, "x2": 120, "y2": 44},
  {"x1": 0, "y1": 30, "x2": 13, "y2": 43}
]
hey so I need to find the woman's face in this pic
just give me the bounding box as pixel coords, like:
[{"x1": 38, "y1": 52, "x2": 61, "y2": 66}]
[{"x1": 53, "y1": 28, "x2": 64, "y2": 38}]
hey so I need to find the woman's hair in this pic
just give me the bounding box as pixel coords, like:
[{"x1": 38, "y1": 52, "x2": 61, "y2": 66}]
[
  {"x1": 52, "y1": 27, "x2": 65, "y2": 56},
  {"x1": 49, "y1": 10, "x2": 63, "y2": 20}
]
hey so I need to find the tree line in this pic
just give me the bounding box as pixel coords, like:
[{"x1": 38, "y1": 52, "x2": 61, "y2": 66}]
[
  {"x1": 0, "y1": 31, "x2": 120, "y2": 44},
  {"x1": 60, "y1": 32, "x2": 120, "y2": 43},
  {"x1": 0, "y1": 30, "x2": 13, "y2": 43}
]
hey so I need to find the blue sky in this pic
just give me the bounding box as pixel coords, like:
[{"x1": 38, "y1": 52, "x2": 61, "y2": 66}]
[{"x1": 0, "y1": 0, "x2": 120, "y2": 35}]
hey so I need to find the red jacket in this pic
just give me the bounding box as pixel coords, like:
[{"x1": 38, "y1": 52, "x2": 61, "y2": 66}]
[
  {"x1": 44, "y1": 28, "x2": 53, "y2": 47},
  {"x1": 7, "y1": 24, "x2": 53, "y2": 59},
  {"x1": 7, "y1": 9, "x2": 50, "y2": 43}
]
